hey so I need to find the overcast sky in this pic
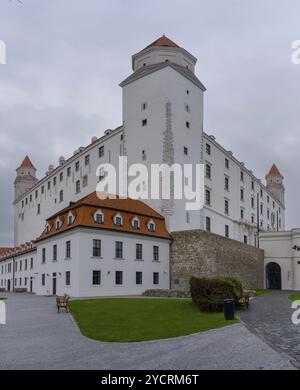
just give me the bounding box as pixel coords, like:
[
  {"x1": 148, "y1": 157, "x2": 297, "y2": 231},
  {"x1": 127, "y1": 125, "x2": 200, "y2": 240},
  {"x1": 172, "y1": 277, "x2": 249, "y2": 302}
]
[{"x1": 1, "y1": 0, "x2": 300, "y2": 247}]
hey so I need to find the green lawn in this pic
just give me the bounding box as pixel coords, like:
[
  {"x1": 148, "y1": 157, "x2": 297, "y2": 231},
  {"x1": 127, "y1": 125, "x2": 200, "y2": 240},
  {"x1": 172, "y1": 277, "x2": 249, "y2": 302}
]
[
  {"x1": 288, "y1": 293, "x2": 300, "y2": 302},
  {"x1": 69, "y1": 298, "x2": 238, "y2": 342},
  {"x1": 255, "y1": 290, "x2": 272, "y2": 296},
  {"x1": 0, "y1": 297, "x2": 7, "y2": 300}
]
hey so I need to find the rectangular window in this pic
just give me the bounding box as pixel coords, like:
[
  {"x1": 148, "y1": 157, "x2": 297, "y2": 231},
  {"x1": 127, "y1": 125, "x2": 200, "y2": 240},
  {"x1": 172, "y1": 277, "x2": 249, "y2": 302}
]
[
  {"x1": 47, "y1": 182, "x2": 51, "y2": 190},
  {"x1": 153, "y1": 246, "x2": 159, "y2": 261},
  {"x1": 53, "y1": 245, "x2": 57, "y2": 261},
  {"x1": 244, "y1": 235, "x2": 248, "y2": 244},
  {"x1": 251, "y1": 181, "x2": 254, "y2": 191},
  {"x1": 115, "y1": 271, "x2": 123, "y2": 285},
  {"x1": 67, "y1": 167, "x2": 71, "y2": 177},
  {"x1": 30, "y1": 258, "x2": 33, "y2": 270},
  {"x1": 66, "y1": 241, "x2": 71, "y2": 259},
  {"x1": 41, "y1": 274, "x2": 45, "y2": 286},
  {"x1": 251, "y1": 197, "x2": 255, "y2": 208},
  {"x1": 99, "y1": 145, "x2": 104, "y2": 158},
  {"x1": 141, "y1": 102, "x2": 148, "y2": 110},
  {"x1": 260, "y1": 203, "x2": 263, "y2": 215},
  {"x1": 224, "y1": 199, "x2": 229, "y2": 215},
  {"x1": 240, "y1": 208, "x2": 244, "y2": 219},
  {"x1": 136, "y1": 243, "x2": 143, "y2": 260},
  {"x1": 206, "y1": 216, "x2": 211, "y2": 232},
  {"x1": 142, "y1": 119, "x2": 147, "y2": 126},
  {"x1": 205, "y1": 163, "x2": 211, "y2": 179},
  {"x1": 185, "y1": 104, "x2": 190, "y2": 113},
  {"x1": 206, "y1": 143, "x2": 211, "y2": 155},
  {"x1": 35, "y1": 190, "x2": 38, "y2": 199},
  {"x1": 59, "y1": 190, "x2": 64, "y2": 202},
  {"x1": 75, "y1": 180, "x2": 81, "y2": 194},
  {"x1": 186, "y1": 121, "x2": 190, "y2": 129},
  {"x1": 136, "y1": 272, "x2": 143, "y2": 285},
  {"x1": 65, "y1": 271, "x2": 71, "y2": 286},
  {"x1": 41, "y1": 185, "x2": 44, "y2": 194},
  {"x1": 240, "y1": 171, "x2": 244, "y2": 182},
  {"x1": 225, "y1": 225, "x2": 229, "y2": 238},
  {"x1": 75, "y1": 161, "x2": 80, "y2": 172},
  {"x1": 37, "y1": 204, "x2": 41, "y2": 215},
  {"x1": 82, "y1": 175, "x2": 88, "y2": 188},
  {"x1": 225, "y1": 177, "x2": 229, "y2": 191},
  {"x1": 92, "y1": 270, "x2": 101, "y2": 285},
  {"x1": 60, "y1": 172, "x2": 63, "y2": 182},
  {"x1": 115, "y1": 241, "x2": 123, "y2": 259},
  {"x1": 42, "y1": 248, "x2": 46, "y2": 263},
  {"x1": 240, "y1": 188, "x2": 244, "y2": 201},
  {"x1": 85, "y1": 155, "x2": 90, "y2": 166},
  {"x1": 153, "y1": 272, "x2": 159, "y2": 285},
  {"x1": 183, "y1": 146, "x2": 188, "y2": 156},
  {"x1": 93, "y1": 239, "x2": 101, "y2": 257},
  {"x1": 25, "y1": 259, "x2": 27, "y2": 271},
  {"x1": 205, "y1": 189, "x2": 211, "y2": 206},
  {"x1": 225, "y1": 158, "x2": 229, "y2": 169}
]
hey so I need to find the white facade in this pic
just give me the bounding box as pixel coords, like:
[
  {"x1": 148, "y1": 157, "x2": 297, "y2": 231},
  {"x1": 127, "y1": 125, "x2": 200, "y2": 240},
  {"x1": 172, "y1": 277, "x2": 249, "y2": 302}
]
[
  {"x1": 0, "y1": 228, "x2": 169, "y2": 297},
  {"x1": 203, "y1": 134, "x2": 285, "y2": 246},
  {"x1": 13, "y1": 36, "x2": 285, "y2": 248},
  {"x1": 260, "y1": 230, "x2": 300, "y2": 291}
]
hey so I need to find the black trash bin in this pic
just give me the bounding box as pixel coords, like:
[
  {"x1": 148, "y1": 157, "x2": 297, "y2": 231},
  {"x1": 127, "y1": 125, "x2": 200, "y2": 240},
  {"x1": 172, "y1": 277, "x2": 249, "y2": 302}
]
[{"x1": 223, "y1": 299, "x2": 235, "y2": 320}]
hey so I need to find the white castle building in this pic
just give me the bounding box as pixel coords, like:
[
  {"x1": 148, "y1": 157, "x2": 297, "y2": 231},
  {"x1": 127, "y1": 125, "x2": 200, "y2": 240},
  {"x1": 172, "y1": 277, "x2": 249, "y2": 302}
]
[{"x1": 0, "y1": 36, "x2": 289, "y2": 295}]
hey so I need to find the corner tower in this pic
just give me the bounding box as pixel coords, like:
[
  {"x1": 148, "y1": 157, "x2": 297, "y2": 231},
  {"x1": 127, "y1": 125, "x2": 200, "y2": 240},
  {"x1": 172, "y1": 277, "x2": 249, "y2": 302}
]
[
  {"x1": 14, "y1": 156, "x2": 38, "y2": 202},
  {"x1": 120, "y1": 36, "x2": 206, "y2": 231},
  {"x1": 266, "y1": 163, "x2": 285, "y2": 206}
]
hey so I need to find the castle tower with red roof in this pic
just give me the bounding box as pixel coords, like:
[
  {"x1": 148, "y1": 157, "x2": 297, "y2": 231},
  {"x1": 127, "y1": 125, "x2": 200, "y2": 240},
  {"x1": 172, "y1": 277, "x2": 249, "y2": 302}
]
[
  {"x1": 14, "y1": 156, "x2": 38, "y2": 202},
  {"x1": 266, "y1": 163, "x2": 285, "y2": 206}
]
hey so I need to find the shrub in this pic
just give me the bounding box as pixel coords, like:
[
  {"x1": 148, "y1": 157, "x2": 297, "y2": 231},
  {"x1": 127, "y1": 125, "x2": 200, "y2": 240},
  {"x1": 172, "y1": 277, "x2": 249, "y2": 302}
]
[{"x1": 190, "y1": 276, "x2": 243, "y2": 312}]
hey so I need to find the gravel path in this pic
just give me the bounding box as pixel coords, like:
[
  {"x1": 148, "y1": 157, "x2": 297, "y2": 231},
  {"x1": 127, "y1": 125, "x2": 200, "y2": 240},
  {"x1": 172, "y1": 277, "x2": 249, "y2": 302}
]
[{"x1": 0, "y1": 293, "x2": 294, "y2": 370}]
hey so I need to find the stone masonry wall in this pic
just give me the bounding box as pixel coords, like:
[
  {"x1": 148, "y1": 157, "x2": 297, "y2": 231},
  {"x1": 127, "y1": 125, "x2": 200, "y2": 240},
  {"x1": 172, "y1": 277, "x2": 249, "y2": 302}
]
[{"x1": 171, "y1": 230, "x2": 264, "y2": 290}]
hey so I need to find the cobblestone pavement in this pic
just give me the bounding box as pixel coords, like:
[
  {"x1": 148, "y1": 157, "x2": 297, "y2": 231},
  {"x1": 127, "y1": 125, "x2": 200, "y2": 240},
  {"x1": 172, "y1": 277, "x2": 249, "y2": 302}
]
[
  {"x1": 0, "y1": 293, "x2": 294, "y2": 370},
  {"x1": 239, "y1": 290, "x2": 300, "y2": 364}
]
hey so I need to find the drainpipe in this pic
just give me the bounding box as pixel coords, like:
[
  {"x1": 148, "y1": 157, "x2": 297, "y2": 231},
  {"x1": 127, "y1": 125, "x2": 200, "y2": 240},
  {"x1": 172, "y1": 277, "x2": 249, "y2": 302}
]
[
  {"x1": 12, "y1": 256, "x2": 15, "y2": 292},
  {"x1": 256, "y1": 193, "x2": 260, "y2": 248}
]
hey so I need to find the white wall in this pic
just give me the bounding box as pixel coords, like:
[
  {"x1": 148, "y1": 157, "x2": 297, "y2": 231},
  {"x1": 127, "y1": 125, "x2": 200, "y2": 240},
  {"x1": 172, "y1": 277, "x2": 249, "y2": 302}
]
[{"x1": 260, "y1": 229, "x2": 300, "y2": 290}]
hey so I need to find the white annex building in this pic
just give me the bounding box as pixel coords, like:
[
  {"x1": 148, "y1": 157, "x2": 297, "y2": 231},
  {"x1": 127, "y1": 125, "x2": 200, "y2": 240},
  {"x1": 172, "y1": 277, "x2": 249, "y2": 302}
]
[{"x1": 0, "y1": 36, "x2": 291, "y2": 295}]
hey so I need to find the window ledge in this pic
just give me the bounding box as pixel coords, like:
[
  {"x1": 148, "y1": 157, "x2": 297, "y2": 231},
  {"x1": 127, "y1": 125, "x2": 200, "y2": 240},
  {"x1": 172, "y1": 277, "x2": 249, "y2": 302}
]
[
  {"x1": 135, "y1": 258, "x2": 144, "y2": 262},
  {"x1": 91, "y1": 256, "x2": 103, "y2": 259},
  {"x1": 114, "y1": 258, "x2": 125, "y2": 261},
  {"x1": 65, "y1": 257, "x2": 72, "y2": 260}
]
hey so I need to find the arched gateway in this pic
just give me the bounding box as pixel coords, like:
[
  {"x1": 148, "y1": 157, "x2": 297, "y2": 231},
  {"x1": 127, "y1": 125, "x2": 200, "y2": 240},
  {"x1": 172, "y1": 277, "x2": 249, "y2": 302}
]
[{"x1": 266, "y1": 262, "x2": 282, "y2": 290}]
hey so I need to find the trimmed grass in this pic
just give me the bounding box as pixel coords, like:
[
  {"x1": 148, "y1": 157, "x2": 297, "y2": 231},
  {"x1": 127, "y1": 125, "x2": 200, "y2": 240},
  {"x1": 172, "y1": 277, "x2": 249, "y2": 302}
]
[
  {"x1": 255, "y1": 290, "x2": 272, "y2": 296},
  {"x1": 69, "y1": 298, "x2": 238, "y2": 342},
  {"x1": 0, "y1": 297, "x2": 7, "y2": 300},
  {"x1": 288, "y1": 293, "x2": 300, "y2": 302}
]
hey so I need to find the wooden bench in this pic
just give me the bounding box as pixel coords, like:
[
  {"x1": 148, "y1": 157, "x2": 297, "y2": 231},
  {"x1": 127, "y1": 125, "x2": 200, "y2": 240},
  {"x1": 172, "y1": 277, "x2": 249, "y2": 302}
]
[
  {"x1": 236, "y1": 294, "x2": 250, "y2": 310},
  {"x1": 56, "y1": 294, "x2": 70, "y2": 313}
]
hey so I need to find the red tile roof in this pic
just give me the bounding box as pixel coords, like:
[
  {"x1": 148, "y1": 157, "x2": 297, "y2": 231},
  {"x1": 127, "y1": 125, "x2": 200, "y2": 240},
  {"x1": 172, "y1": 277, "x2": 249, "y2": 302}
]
[
  {"x1": 0, "y1": 248, "x2": 11, "y2": 256},
  {"x1": 145, "y1": 35, "x2": 179, "y2": 50},
  {"x1": 267, "y1": 163, "x2": 282, "y2": 176},
  {"x1": 37, "y1": 192, "x2": 171, "y2": 242},
  {"x1": 20, "y1": 155, "x2": 35, "y2": 169}
]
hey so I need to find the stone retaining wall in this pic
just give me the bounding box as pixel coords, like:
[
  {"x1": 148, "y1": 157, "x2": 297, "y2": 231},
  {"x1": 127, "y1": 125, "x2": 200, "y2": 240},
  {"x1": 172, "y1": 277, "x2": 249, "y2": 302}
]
[{"x1": 171, "y1": 230, "x2": 264, "y2": 290}]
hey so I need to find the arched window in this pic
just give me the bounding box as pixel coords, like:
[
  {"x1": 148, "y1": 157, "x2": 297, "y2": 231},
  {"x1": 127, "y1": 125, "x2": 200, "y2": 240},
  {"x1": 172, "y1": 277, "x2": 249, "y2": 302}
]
[
  {"x1": 67, "y1": 211, "x2": 75, "y2": 225},
  {"x1": 55, "y1": 217, "x2": 62, "y2": 230},
  {"x1": 45, "y1": 222, "x2": 52, "y2": 233},
  {"x1": 131, "y1": 216, "x2": 140, "y2": 229},
  {"x1": 113, "y1": 213, "x2": 123, "y2": 226},
  {"x1": 147, "y1": 219, "x2": 156, "y2": 232},
  {"x1": 93, "y1": 210, "x2": 104, "y2": 224}
]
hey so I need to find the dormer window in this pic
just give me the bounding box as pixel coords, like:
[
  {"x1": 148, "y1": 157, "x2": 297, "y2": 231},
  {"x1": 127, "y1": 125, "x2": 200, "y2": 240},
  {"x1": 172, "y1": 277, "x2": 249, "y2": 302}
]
[
  {"x1": 45, "y1": 223, "x2": 51, "y2": 234},
  {"x1": 93, "y1": 210, "x2": 104, "y2": 224},
  {"x1": 55, "y1": 217, "x2": 63, "y2": 230},
  {"x1": 114, "y1": 213, "x2": 123, "y2": 226},
  {"x1": 132, "y1": 217, "x2": 140, "y2": 229},
  {"x1": 68, "y1": 211, "x2": 75, "y2": 225},
  {"x1": 147, "y1": 220, "x2": 156, "y2": 232}
]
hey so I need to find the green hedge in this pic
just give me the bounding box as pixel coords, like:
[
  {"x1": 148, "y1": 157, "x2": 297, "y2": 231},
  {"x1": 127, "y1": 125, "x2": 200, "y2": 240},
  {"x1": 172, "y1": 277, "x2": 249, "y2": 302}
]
[{"x1": 190, "y1": 276, "x2": 243, "y2": 312}]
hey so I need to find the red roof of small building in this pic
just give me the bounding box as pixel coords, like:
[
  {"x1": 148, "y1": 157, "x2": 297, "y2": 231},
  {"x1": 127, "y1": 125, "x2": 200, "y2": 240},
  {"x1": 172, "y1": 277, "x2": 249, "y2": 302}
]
[
  {"x1": 36, "y1": 192, "x2": 171, "y2": 242},
  {"x1": 267, "y1": 163, "x2": 282, "y2": 176},
  {"x1": 145, "y1": 35, "x2": 179, "y2": 50},
  {"x1": 20, "y1": 155, "x2": 35, "y2": 169}
]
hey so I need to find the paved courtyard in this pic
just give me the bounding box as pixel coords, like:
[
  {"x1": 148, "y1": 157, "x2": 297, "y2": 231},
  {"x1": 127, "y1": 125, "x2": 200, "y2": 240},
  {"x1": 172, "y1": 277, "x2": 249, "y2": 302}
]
[
  {"x1": 0, "y1": 293, "x2": 295, "y2": 370},
  {"x1": 239, "y1": 290, "x2": 300, "y2": 364}
]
